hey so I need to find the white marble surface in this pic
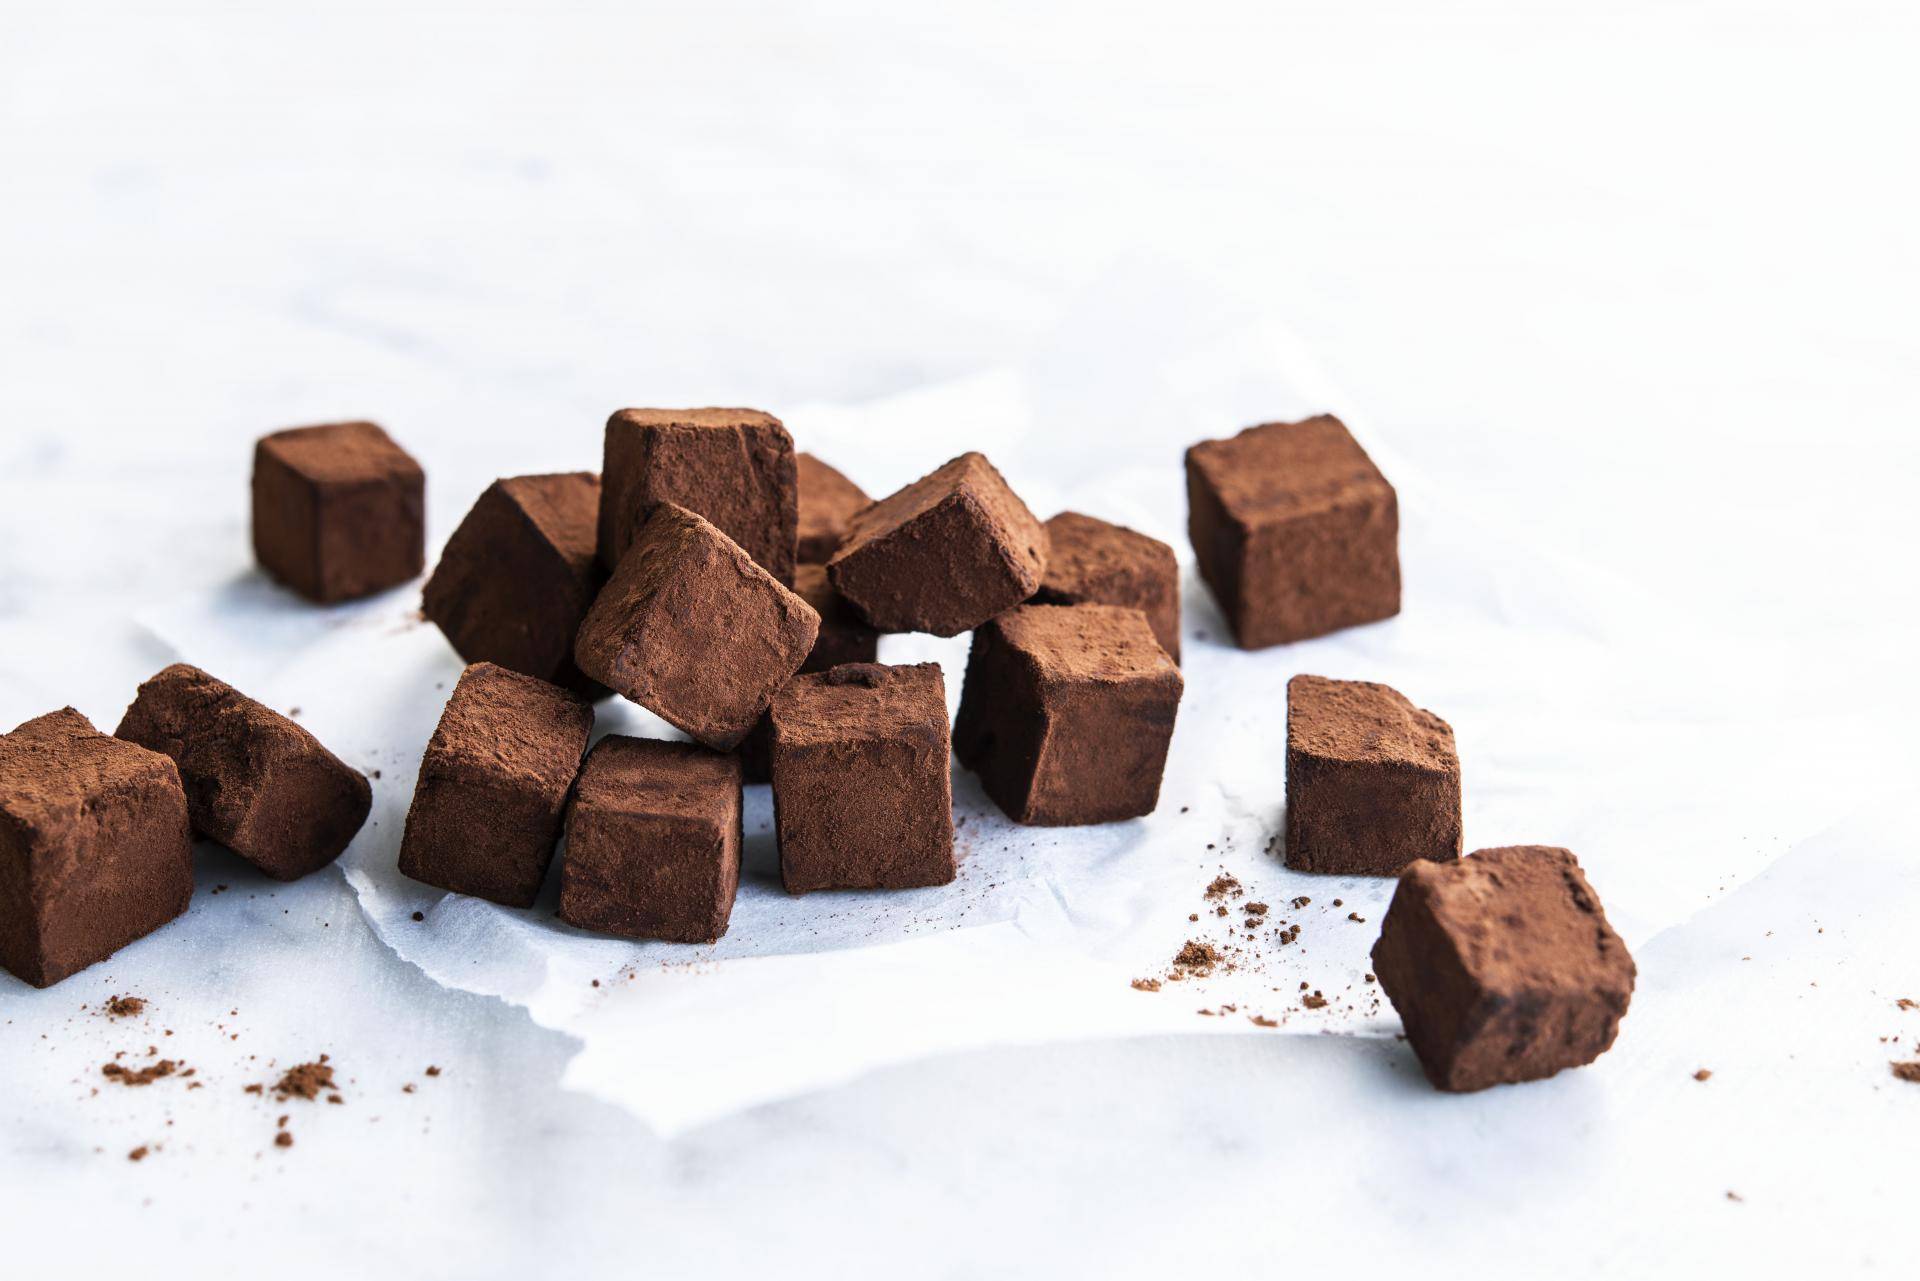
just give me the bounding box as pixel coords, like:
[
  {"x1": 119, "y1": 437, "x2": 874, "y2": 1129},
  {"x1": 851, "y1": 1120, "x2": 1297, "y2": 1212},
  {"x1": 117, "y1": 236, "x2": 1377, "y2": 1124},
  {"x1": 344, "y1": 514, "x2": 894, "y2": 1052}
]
[{"x1": 2, "y1": 2, "x2": 1916, "y2": 1277}]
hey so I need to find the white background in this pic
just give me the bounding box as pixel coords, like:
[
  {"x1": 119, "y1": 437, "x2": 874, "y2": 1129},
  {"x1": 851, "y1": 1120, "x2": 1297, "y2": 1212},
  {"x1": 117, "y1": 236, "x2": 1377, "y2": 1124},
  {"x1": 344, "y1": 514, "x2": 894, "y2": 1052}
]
[{"x1": 2, "y1": 2, "x2": 1916, "y2": 1277}]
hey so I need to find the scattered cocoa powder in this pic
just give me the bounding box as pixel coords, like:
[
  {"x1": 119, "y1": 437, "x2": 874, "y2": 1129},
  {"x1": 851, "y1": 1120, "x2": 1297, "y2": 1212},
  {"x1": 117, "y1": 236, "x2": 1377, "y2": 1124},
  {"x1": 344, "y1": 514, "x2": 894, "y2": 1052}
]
[
  {"x1": 1694, "y1": 1069, "x2": 1712, "y2": 1081},
  {"x1": 1891, "y1": 1061, "x2": 1920, "y2": 1084},
  {"x1": 271, "y1": 1058, "x2": 336, "y2": 1101},
  {"x1": 274, "y1": 1131, "x2": 294, "y2": 1149},
  {"x1": 1898, "y1": 998, "x2": 1916, "y2": 1011},
  {"x1": 127, "y1": 1146, "x2": 149, "y2": 1162},
  {"x1": 1131, "y1": 978, "x2": 1162, "y2": 992},
  {"x1": 102, "y1": 1059, "x2": 178, "y2": 1087},
  {"x1": 103, "y1": 995, "x2": 146, "y2": 1019},
  {"x1": 1171, "y1": 940, "x2": 1223, "y2": 978},
  {"x1": 1301, "y1": 991, "x2": 1328, "y2": 1010},
  {"x1": 1249, "y1": 1014, "x2": 1278, "y2": 1028},
  {"x1": 1290, "y1": 896, "x2": 1310, "y2": 910},
  {"x1": 1204, "y1": 874, "x2": 1242, "y2": 902},
  {"x1": 1244, "y1": 902, "x2": 1268, "y2": 916},
  {"x1": 425, "y1": 1066, "x2": 441, "y2": 1077}
]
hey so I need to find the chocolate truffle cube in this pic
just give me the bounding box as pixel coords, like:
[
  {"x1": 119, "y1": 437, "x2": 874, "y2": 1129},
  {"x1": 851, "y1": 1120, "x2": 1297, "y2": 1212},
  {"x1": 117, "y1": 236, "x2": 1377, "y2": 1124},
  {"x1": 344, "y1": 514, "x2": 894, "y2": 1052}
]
[
  {"x1": 575, "y1": 503, "x2": 819, "y2": 751},
  {"x1": 0, "y1": 709, "x2": 193, "y2": 988},
  {"x1": 115, "y1": 664, "x2": 371, "y2": 881},
  {"x1": 252, "y1": 421, "x2": 425, "y2": 603},
  {"x1": 827, "y1": 452, "x2": 1048, "y2": 637},
  {"x1": 771, "y1": 663, "x2": 953, "y2": 892},
  {"x1": 1033, "y1": 511, "x2": 1182, "y2": 662},
  {"x1": 558, "y1": 737, "x2": 742, "y2": 943},
  {"x1": 1372, "y1": 846, "x2": 1636, "y2": 1092},
  {"x1": 397, "y1": 663, "x2": 593, "y2": 907},
  {"x1": 796, "y1": 452, "x2": 872, "y2": 564},
  {"x1": 737, "y1": 562, "x2": 883, "y2": 782},
  {"x1": 1185, "y1": 415, "x2": 1398, "y2": 648},
  {"x1": 1285, "y1": 674, "x2": 1460, "y2": 876},
  {"x1": 598, "y1": 407, "x2": 798, "y2": 585},
  {"x1": 423, "y1": 472, "x2": 606, "y2": 695},
  {"x1": 954, "y1": 604, "x2": 1182, "y2": 826}
]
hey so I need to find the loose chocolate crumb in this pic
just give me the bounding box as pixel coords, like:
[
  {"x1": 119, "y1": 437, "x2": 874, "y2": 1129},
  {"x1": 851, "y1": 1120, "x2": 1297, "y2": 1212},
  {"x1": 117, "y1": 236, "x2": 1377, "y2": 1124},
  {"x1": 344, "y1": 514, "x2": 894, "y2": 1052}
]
[
  {"x1": 1291, "y1": 896, "x2": 1311, "y2": 909},
  {"x1": 411, "y1": 911, "x2": 425, "y2": 922},
  {"x1": 1347, "y1": 912, "x2": 1365, "y2": 923},
  {"x1": 1187, "y1": 913, "x2": 1199, "y2": 922},
  {"x1": 1897, "y1": 998, "x2": 1916, "y2": 1011},
  {"x1": 1891, "y1": 1061, "x2": 1920, "y2": 1084},
  {"x1": 1301, "y1": 991, "x2": 1328, "y2": 1010},
  {"x1": 1171, "y1": 939, "x2": 1224, "y2": 978},
  {"x1": 102, "y1": 1059, "x2": 178, "y2": 1087},
  {"x1": 1694, "y1": 1069, "x2": 1713, "y2": 1082},
  {"x1": 1204, "y1": 874, "x2": 1242, "y2": 901},
  {"x1": 274, "y1": 1131, "x2": 294, "y2": 1149},
  {"x1": 1244, "y1": 902, "x2": 1268, "y2": 916},
  {"x1": 127, "y1": 1146, "x2": 149, "y2": 1162},
  {"x1": 1249, "y1": 1014, "x2": 1278, "y2": 1028},
  {"x1": 425, "y1": 1065, "x2": 441, "y2": 1077},
  {"x1": 271, "y1": 1060, "x2": 336, "y2": 1101},
  {"x1": 1726, "y1": 1191, "x2": 1744, "y2": 1203},
  {"x1": 103, "y1": 995, "x2": 147, "y2": 1019},
  {"x1": 1131, "y1": 978, "x2": 1162, "y2": 992}
]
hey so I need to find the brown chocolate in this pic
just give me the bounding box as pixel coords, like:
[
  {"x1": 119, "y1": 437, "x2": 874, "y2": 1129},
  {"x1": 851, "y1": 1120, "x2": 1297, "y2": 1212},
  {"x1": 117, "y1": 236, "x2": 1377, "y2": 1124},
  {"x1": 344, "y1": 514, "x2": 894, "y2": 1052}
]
[
  {"x1": 1285, "y1": 674, "x2": 1460, "y2": 876},
  {"x1": 597, "y1": 408, "x2": 798, "y2": 585},
  {"x1": 114, "y1": 664, "x2": 370, "y2": 881},
  {"x1": 397, "y1": 663, "x2": 593, "y2": 907},
  {"x1": 827, "y1": 452, "x2": 1048, "y2": 637},
  {"x1": 1371, "y1": 846, "x2": 1636, "y2": 1091},
  {"x1": 737, "y1": 562, "x2": 882, "y2": 782},
  {"x1": 1185, "y1": 415, "x2": 1398, "y2": 648},
  {"x1": 423, "y1": 473, "x2": 606, "y2": 696},
  {"x1": 770, "y1": 663, "x2": 954, "y2": 892},
  {"x1": 252, "y1": 421, "x2": 425, "y2": 603},
  {"x1": 574, "y1": 503, "x2": 819, "y2": 751},
  {"x1": 796, "y1": 452, "x2": 872, "y2": 564},
  {"x1": 558, "y1": 736, "x2": 742, "y2": 943},
  {"x1": 1033, "y1": 511, "x2": 1181, "y2": 662},
  {"x1": 1, "y1": 709, "x2": 193, "y2": 988},
  {"x1": 953, "y1": 604, "x2": 1182, "y2": 825}
]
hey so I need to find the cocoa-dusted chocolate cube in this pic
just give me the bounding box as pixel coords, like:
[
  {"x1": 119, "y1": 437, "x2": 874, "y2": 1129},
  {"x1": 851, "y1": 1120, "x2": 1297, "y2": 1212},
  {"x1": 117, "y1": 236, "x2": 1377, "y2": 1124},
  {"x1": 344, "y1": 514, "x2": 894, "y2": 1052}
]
[
  {"x1": 771, "y1": 663, "x2": 953, "y2": 892},
  {"x1": 796, "y1": 452, "x2": 872, "y2": 564},
  {"x1": 1372, "y1": 846, "x2": 1636, "y2": 1092},
  {"x1": 1033, "y1": 511, "x2": 1182, "y2": 662},
  {"x1": 252, "y1": 421, "x2": 425, "y2": 603},
  {"x1": 397, "y1": 663, "x2": 593, "y2": 907},
  {"x1": 574, "y1": 503, "x2": 819, "y2": 750},
  {"x1": 737, "y1": 562, "x2": 882, "y2": 782},
  {"x1": 954, "y1": 604, "x2": 1182, "y2": 826},
  {"x1": 597, "y1": 408, "x2": 798, "y2": 585},
  {"x1": 115, "y1": 664, "x2": 370, "y2": 881},
  {"x1": 1185, "y1": 415, "x2": 1398, "y2": 648},
  {"x1": 558, "y1": 737, "x2": 742, "y2": 943},
  {"x1": 1285, "y1": 674, "x2": 1460, "y2": 876},
  {"x1": 827, "y1": 452, "x2": 1048, "y2": 637},
  {"x1": 423, "y1": 472, "x2": 606, "y2": 695},
  {"x1": 1, "y1": 709, "x2": 193, "y2": 988}
]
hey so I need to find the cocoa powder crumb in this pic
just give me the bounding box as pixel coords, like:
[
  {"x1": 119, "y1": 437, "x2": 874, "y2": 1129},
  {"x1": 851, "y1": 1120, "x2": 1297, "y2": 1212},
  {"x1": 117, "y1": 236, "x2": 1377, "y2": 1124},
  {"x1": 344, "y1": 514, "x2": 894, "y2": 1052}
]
[
  {"x1": 411, "y1": 912, "x2": 424, "y2": 922},
  {"x1": 1130, "y1": 978, "x2": 1162, "y2": 992},
  {"x1": 127, "y1": 1146, "x2": 149, "y2": 1162},
  {"x1": 271, "y1": 1060, "x2": 336, "y2": 1102},
  {"x1": 1898, "y1": 998, "x2": 1916, "y2": 1011},
  {"x1": 1891, "y1": 1061, "x2": 1920, "y2": 1084},
  {"x1": 1249, "y1": 1014, "x2": 1278, "y2": 1028},
  {"x1": 1204, "y1": 875, "x2": 1242, "y2": 901},
  {"x1": 1172, "y1": 940, "x2": 1223, "y2": 976},
  {"x1": 1244, "y1": 902, "x2": 1268, "y2": 916},
  {"x1": 102, "y1": 1059, "x2": 178, "y2": 1087},
  {"x1": 1694, "y1": 1069, "x2": 1713, "y2": 1082},
  {"x1": 103, "y1": 995, "x2": 146, "y2": 1019},
  {"x1": 1347, "y1": 912, "x2": 1365, "y2": 923},
  {"x1": 274, "y1": 1131, "x2": 294, "y2": 1149},
  {"x1": 425, "y1": 1066, "x2": 441, "y2": 1077},
  {"x1": 1301, "y1": 991, "x2": 1328, "y2": 1010},
  {"x1": 1291, "y1": 896, "x2": 1310, "y2": 909}
]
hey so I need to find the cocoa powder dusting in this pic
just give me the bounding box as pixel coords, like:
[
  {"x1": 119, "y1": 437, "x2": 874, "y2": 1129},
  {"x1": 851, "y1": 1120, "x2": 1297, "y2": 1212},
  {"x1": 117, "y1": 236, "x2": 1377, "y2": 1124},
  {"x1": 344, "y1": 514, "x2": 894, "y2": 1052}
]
[
  {"x1": 272, "y1": 1059, "x2": 336, "y2": 1101},
  {"x1": 102, "y1": 1059, "x2": 178, "y2": 1087},
  {"x1": 1892, "y1": 1061, "x2": 1920, "y2": 1084},
  {"x1": 1130, "y1": 978, "x2": 1162, "y2": 992},
  {"x1": 103, "y1": 995, "x2": 147, "y2": 1019}
]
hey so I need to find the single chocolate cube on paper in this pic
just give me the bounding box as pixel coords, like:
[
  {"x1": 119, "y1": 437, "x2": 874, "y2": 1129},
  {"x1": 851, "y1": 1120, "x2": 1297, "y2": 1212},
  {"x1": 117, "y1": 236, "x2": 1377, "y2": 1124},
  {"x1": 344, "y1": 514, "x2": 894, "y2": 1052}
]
[
  {"x1": 1372, "y1": 845, "x2": 1637, "y2": 1092},
  {"x1": 796, "y1": 452, "x2": 873, "y2": 564},
  {"x1": 954, "y1": 604, "x2": 1182, "y2": 826},
  {"x1": 1284, "y1": 674, "x2": 1460, "y2": 876},
  {"x1": 1, "y1": 709, "x2": 193, "y2": 988},
  {"x1": 597, "y1": 407, "x2": 798, "y2": 585},
  {"x1": 1033, "y1": 510, "x2": 1182, "y2": 662},
  {"x1": 397, "y1": 663, "x2": 593, "y2": 907},
  {"x1": 1185, "y1": 415, "x2": 1398, "y2": 648},
  {"x1": 574, "y1": 503, "x2": 819, "y2": 751},
  {"x1": 424, "y1": 472, "x2": 606, "y2": 695},
  {"x1": 827, "y1": 452, "x2": 1048, "y2": 637},
  {"x1": 115, "y1": 664, "x2": 370, "y2": 881},
  {"x1": 252, "y1": 420, "x2": 425, "y2": 603},
  {"x1": 558, "y1": 736, "x2": 743, "y2": 943},
  {"x1": 736, "y1": 562, "x2": 883, "y2": 783},
  {"x1": 771, "y1": 663, "x2": 954, "y2": 893}
]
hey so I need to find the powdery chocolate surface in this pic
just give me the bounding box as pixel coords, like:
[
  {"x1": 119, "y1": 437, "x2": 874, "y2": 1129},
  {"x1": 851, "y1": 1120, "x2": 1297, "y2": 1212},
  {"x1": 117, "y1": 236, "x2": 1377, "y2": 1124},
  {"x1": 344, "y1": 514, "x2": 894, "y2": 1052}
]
[
  {"x1": 574, "y1": 503, "x2": 819, "y2": 750},
  {"x1": 0, "y1": 708, "x2": 193, "y2": 988},
  {"x1": 737, "y1": 563, "x2": 882, "y2": 782},
  {"x1": 424, "y1": 472, "x2": 606, "y2": 695},
  {"x1": 1371, "y1": 845, "x2": 1636, "y2": 1092},
  {"x1": 953, "y1": 604, "x2": 1183, "y2": 826},
  {"x1": 559, "y1": 736, "x2": 742, "y2": 944},
  {"x1": 1033, "y1": 510, "x2": 1181, "y2": 661},
  {"x1": 1284, "y1": 674, "x2": 1461, "y2": 876},
  {"x1": 597, "y1": 407, "x2": 798, "y2": 585},
  {"x1": 251, "y1": 420, "x2": 426, "y2": 603},
  {"x1": 115, "y1": 663, "x2": 371, "y2": 881},
  {"x1": 397, "y1": 663, "x2": 593, "y2": 907},
  {"x1": 795, "y1": 452, "x2": 872, "y2": 564},
  {"x1": 1185, "y1": 415, "x2": 1398, "y2": 648},
  {"x1": 827, "y1": 451, "x2": 1048, "y2": 637},
  {"x1": 770, "y1": 663, "x2": 954, "y2": 893}
]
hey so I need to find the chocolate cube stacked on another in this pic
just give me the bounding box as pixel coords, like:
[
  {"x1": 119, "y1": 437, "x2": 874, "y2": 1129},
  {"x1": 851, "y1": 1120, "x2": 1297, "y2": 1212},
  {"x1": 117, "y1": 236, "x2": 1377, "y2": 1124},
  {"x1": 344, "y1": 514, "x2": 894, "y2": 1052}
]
[
  {"x1": 796, "y1": 453, "x2": 872, "y2": 564},
  {"x1": 252, "y1": 420, "x2": 425, "y2": 603},
  {"x1": 424, "y1": 472, "x2": 606, "y2": 695},
  {"x1": 398, "y1": 663, "x2": 594, "y2": 907},
  {"x1": 1186, "y1": 415, "x2": 1398, "y2": 648},
  {"x1": 771, "y1": 663, "x2": 954, "y2": 892},
  {"x1": 1, "y1": 709, "x2": 193, "y2": 988},
  {"x1": 1033, "y1": 511, "x2": 1181, "y2": 662},
  {"x1": 559, "y1": 737, "x2": 742, "y2": 943},
  {"x1": 737, "y1": 561, "x2": 882, "y2": 782},
  {"x1": 955, "y1": 604, "x2": 1182, "y2": 826},
  {"x1": 116, "y1": 664, "x2": 371, "y2": 881},
  {"x1": 1372, "y1": 846, "x2": 1636, "y2": 1091}
]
